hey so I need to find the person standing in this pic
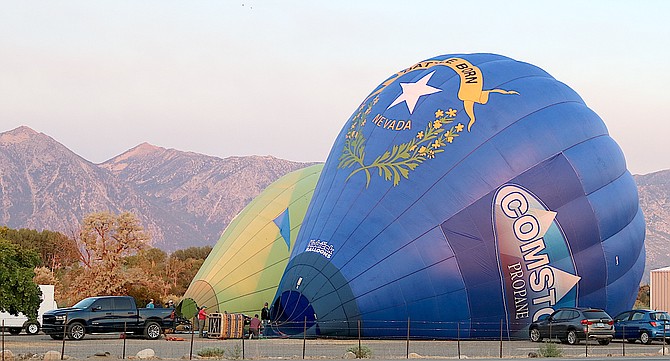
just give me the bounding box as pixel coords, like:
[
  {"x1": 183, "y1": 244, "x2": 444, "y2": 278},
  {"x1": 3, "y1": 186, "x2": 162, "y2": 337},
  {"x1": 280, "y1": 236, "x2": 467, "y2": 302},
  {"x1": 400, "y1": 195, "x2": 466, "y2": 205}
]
[
  {"x1": 261, "y1": 302, "x2": 270, "y2": 335},
  {"x1": 198, "y1": 306, "x2": 208, "y2": 338},
  {"x1": 146, "y1": 299, "x2": 155, "y2": 308},
  {"x1": 249, "y1": 314, "x2": 261, "y2": 339}
]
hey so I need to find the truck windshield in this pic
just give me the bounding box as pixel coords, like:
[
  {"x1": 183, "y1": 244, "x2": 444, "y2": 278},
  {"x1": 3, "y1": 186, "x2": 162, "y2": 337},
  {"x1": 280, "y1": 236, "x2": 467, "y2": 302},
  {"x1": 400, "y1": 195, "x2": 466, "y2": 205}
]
[{"x1": 72, "y1": 298, "x2": 96, "y2": 309}]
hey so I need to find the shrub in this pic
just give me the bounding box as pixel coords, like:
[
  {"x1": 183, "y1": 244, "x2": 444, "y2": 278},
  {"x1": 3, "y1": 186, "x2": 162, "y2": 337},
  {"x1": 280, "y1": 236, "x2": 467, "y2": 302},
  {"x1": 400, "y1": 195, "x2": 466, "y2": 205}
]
[
  {"x1": 227, "y1": 345, "x2": 242, "y2": 360},
  {"x1": 539, "y1": 342, "x2": 563, "y2": 357},
  {"x1": 346, "y1": 345, "x2": 372, "y2": 358},
  {"x1": 197, "y1": 347, "x2": 225, "y2": 358}
]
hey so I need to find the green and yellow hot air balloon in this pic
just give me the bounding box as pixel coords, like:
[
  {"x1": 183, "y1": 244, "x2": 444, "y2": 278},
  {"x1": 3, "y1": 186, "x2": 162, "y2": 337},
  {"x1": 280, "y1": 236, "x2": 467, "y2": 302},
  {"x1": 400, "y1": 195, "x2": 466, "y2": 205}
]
[{"x1": 182, "y1": 164, "x2": 322, "y2": 315}]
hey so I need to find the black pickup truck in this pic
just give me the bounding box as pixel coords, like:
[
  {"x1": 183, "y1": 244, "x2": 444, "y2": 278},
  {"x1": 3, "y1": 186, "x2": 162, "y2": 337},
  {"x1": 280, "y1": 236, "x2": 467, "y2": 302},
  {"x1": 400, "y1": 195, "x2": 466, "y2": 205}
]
[{"x1": 42, "y1": 296, "x2": 175, "y2": 340}]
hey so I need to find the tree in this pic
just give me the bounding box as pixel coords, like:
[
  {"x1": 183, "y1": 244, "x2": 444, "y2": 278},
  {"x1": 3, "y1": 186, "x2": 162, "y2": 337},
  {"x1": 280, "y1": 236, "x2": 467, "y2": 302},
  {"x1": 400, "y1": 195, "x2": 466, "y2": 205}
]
[
  {"x1": 33, "y1": 266, "x2": 58, "y2": 285},
  {"x1": 634, "y1": 284, "x2": 650, "y2": 309},
  {"x1": 166, "y1": 246, "x2": 212, "y2": 295},
  {"x1": 170, "y1": 246, "x2": 212, "y2": 261},
  {"x1": 65, "y1": 211, "x2": 150, "y2": 302},
  {"x1": 77, "y1": 212, "x2": 149, "y2": 268},
  {"x1": 0, "y1": 239, "x2": 41, "y2": 317},
  {"x1": 124, "y1": 248, "x2": 171, "y2": 303},
  {"x1": 0, "y1": 226, "x2": 78, "y2": 269},
  {"x1": 122, "y1": 245, "x2": 213, "y2": 299},
  {"x1": 125, "y1": 247, "x2": 167, "y2": 269}
]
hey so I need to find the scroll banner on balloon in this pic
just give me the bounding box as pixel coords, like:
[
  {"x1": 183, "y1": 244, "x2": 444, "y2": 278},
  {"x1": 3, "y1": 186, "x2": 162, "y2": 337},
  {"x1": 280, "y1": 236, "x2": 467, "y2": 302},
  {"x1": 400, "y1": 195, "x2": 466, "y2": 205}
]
[{"x1": 364, "y1": 57, "x2": 518, "y2": 131}]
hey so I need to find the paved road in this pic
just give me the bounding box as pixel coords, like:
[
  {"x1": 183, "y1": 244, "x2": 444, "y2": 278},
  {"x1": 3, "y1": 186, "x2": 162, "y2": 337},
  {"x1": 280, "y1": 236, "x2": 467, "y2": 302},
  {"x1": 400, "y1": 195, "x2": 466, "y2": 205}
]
[{"x1": 1, "y1": 332, "x2": 669, "y2": 359}]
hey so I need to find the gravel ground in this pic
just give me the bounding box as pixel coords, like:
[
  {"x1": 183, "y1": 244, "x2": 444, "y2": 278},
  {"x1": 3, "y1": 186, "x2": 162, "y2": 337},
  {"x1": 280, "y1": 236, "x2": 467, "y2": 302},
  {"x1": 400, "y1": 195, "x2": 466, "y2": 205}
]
[{"x1": 1, "y1": 332, "x2": 669, "y2": 359}]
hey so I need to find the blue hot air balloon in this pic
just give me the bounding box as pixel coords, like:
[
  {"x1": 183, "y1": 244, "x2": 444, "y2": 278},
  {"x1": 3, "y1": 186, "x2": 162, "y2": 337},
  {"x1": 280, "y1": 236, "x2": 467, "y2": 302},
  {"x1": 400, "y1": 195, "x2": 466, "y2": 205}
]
[{"x1": 270, "y1": 53, "x2": 645, "y2": 339}]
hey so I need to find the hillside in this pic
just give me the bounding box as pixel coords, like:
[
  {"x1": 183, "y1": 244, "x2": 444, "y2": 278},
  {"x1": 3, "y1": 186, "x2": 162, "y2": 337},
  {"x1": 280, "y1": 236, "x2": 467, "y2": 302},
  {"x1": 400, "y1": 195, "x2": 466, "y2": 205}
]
[
  {"x1": 0, "y1": 126, "x2": 316, "y2": 250},
  {"x1": 0, "y1": 126, "x2": 668, "y2": 281},
  {"x1": 634, "y1": 169, "x2": 670, "y2": 282}
]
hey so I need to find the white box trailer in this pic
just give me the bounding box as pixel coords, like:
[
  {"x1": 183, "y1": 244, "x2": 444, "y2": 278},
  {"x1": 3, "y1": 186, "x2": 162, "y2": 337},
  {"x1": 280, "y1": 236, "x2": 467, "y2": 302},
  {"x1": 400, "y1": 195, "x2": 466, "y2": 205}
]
[{"x1": 0, "y1": 285, "x2": 57, "y2": 335}]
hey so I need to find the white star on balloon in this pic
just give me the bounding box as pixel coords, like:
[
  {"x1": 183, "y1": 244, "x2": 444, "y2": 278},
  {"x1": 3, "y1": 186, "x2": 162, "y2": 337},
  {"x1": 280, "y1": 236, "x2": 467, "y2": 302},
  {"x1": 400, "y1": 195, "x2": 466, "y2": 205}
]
[{"x1": 387, "y1": 71, "x2": 442, "y2": 114}]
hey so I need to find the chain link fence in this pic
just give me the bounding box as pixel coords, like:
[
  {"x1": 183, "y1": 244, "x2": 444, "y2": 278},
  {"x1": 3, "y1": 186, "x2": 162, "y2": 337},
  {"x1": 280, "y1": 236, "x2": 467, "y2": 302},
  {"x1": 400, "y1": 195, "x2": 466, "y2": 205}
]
[{"x1": 2, "y1": 319, "x2": 669, "y2": 360}]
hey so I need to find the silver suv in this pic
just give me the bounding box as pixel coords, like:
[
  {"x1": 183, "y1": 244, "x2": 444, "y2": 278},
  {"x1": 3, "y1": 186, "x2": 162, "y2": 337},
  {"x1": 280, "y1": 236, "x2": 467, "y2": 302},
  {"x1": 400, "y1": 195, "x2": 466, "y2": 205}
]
[{"x1": 529, "y1": 307, "x2": 615, "y2": 345}]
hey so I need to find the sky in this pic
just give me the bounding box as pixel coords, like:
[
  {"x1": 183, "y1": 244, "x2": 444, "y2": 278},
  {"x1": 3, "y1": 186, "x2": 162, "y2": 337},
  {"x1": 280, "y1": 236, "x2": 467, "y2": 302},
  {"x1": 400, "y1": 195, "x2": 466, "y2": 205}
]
[{"x1": 1, "y1": 1, "x2": 669, "y2": 175}]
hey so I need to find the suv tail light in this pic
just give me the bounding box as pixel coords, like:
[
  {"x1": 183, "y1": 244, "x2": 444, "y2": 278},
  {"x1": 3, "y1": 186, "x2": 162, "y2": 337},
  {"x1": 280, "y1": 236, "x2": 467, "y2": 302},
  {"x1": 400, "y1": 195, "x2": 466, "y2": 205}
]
[
  {"x1": 650, "y1": 321, "x2": 658, "y2": 327},
  {"x1": 580, "y1": 319, "x2": 592, "y2": 325},
  {"x1": 608, "y1": 320, "x2": 614, "y2": 325}
]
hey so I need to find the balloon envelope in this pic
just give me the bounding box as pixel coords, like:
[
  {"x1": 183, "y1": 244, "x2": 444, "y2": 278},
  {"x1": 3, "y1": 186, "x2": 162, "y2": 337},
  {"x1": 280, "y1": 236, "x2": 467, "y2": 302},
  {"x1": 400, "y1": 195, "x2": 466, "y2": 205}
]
[
  {"x1": 183, "y1": 164, "x2": 322, "y2": 314},
  {"x1": 271, "y1": 54, "x2": 645, "y2": 339}
]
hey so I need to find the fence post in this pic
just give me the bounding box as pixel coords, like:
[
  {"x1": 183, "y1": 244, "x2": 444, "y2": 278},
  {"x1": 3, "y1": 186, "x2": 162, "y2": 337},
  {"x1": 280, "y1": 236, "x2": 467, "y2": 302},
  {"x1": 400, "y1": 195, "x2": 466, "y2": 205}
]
[
  {"x1": 358, "y1": 320, "x2": 362, "y2": 357},
  {"x1": 189, "y1": 316, "x2": 195, "y2": 360},
  {"x1": 585, "y1": 328, "x2": 588, "y2": 357},
  {"x1": 457, "y1": 322, "x2": 461, "y2": 359},
  {"x1": 2, "y1": 320, "x2": 5, "y2": 361},
  {"x1": 406, "y1": 318, "x2": 410, "y2": 359},
  {"x1": 302, "y1": 316, "x2": 307, "y2": 359},
  {"x1": 664, "y1": 320, "x2": 667, "y2": 356},
  {"x1": 122, "y1": 321, "x2": 127, "y2": 359},
  {"x1": 499, "y1": 320, "x2": 503, "y2": 358},
  {"x1": 61, "y1": 312, "x2": 68, "y2": 360},
  {"x1": 622, "y1": 325, "x2": 625, "y2": 357}
]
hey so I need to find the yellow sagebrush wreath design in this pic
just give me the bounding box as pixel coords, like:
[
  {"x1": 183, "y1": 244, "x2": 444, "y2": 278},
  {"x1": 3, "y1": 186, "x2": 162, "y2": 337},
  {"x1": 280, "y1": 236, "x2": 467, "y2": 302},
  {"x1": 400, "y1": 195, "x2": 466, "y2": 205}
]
[{"x1": 338, "y1": 97, "x2": 464, "y2": 188}]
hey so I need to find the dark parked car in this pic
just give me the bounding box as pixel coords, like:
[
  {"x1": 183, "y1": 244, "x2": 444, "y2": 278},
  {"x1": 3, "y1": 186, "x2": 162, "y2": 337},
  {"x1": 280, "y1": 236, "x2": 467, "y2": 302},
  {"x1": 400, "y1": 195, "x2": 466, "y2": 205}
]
[
  {"x1": 42, "y1": 296, "x2": 175, "y2": 340},
  {"x1": 613, "y1": 309, "x2": 670, "y2": 344},
  {"x1": 529, "y1": 307, "x2": 614, "y2": 345}
]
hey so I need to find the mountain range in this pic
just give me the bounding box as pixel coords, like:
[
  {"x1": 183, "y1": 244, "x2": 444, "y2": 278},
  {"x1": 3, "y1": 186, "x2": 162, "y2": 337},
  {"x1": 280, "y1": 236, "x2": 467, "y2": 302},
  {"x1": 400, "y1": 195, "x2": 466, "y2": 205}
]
[
  {"x1": 0, "y1": 126, "x2": 668, "y2": 282},
  {"x1": 0, "y1": 126, "x2": 315, "y2": 250},
  {"x1": 634, "y1": 170, "x2": 670, "y2": 282}
]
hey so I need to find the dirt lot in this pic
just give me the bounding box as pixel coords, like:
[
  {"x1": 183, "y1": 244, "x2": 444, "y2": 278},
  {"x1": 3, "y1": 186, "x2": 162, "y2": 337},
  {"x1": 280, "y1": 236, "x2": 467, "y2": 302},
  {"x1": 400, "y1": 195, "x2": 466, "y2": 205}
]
[{"x1": 1, "y1": 332, "x2": 669, "y2": 359}]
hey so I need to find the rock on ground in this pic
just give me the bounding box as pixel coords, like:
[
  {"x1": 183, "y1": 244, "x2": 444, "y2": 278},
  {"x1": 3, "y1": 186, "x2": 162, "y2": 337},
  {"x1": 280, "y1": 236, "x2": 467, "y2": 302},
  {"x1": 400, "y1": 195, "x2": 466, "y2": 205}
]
[
  {"x1": 137, "y1": 349, "x2": 156, "y2": 359},
  {"x1": 44, "y1": 351, "x2": 62, "y2": 361},
  {"x1": 1, "y1": 350, "x2": 14, "y2": 361},
  {"x1": 342, "y1": 351, "x2": 356, "y2": 359}
]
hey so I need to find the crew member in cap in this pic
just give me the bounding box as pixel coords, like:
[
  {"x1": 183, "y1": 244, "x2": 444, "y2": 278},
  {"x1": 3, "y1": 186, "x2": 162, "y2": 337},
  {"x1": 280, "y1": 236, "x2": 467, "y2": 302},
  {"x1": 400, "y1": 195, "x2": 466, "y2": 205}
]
[
  {"x1": 198, "y1": 306, "x2": 208, "y2": 338},
  {"x1": 261, "y1": 302, "x2": 270, "y2": 336}
]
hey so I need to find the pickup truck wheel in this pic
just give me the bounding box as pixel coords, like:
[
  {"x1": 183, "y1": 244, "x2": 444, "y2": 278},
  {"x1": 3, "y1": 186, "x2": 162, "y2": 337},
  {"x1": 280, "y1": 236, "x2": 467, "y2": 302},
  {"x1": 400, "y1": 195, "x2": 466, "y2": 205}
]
[
  {"x1": 50, "y1": 334, "x2": 64, "y2": 340},
  {"x1": 144, "y1": 321, "x2": 162, "y2": 340},
  {"x1": 67, "y1": 322, "x2": 86, "y2": 340},
  {"x1": 8, "y1": 327, "x2": 22, "y2": 335},
  {"x1": 26, "y1": 321, "x2": 40, "y2": 335}
]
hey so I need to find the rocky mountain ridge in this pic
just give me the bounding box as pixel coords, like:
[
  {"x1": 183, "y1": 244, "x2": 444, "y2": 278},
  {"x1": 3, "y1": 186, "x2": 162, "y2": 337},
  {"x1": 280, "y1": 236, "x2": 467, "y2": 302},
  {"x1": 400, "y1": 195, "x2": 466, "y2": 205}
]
[
  {"x1": 0, "y1": 126, "x2": 668, "y2": 284},
  {"x1": 634, "y1": 169, "x2": 670, "y2": 282},
  {"x1": 0, "y1": 126, "x2": 316, "y2": 250}
]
